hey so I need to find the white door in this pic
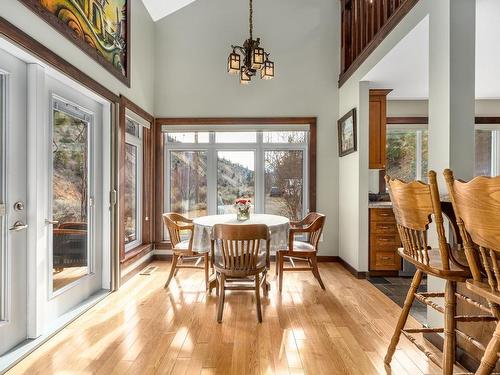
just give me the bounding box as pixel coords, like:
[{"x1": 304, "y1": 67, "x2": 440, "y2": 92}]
[
  {"x1": 43, "y1": 75, "x2": 104, "y2": 325},
  {"x1": 0, "y1": 49, "x2": 28, "y2": 355}
]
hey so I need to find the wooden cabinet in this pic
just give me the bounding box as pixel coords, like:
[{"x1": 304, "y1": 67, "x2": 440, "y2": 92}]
[
  {"x1": 369, "y1": 207, "x2": 402, "y2": 271},
  {"x1": 369, "y1": 89, "x2": 392, "y2": 169}
]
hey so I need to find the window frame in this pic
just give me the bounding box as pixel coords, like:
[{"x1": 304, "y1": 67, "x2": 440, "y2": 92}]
[
  {"x1": 163, "y1": 132, "x2": 308, "y2": 228},
  {"x1": 119, "y1": 96, "x2": 154, "y2": 267},
  {"x1": 155, "y1": 118, "x2": 317, "y2": 249},
  {"x1": 124, "y1": 121, "x2": 143, "y2": 252}
]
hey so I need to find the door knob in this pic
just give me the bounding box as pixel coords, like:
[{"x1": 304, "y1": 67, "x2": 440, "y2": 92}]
[{"x1": 9, "y1": 221, "x2": 28, "y2": 232}]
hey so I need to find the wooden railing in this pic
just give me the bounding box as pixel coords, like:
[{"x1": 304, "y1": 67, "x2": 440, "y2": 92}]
[{"x1": 339, "y1": 0, "x2": 419, "y2": 86}]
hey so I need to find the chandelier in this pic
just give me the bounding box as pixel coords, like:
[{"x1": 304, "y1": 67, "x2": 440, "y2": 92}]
[{"x1": 227, "y1": 0, "x2": 275, "y2": 84}]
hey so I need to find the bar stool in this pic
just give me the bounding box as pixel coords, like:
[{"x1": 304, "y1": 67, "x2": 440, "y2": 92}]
[
  {"x1": 384, "y1": 171, "x2": 494, "y2": 374},
  {"x1": 445, "y1": 169, "x2": 500, "y2": 374}
]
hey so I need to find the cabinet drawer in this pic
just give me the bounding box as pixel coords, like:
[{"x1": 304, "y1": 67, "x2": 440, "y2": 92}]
[
  {"x1": 371, "y1": 221, "x2": 398, "y2": 234},
  {"x1": 373, "y1": 252, "x2": 399, "y2": 269},
  {"x1": 370, "y1": 208, "x2": 396, "y2": 223},
  {"x1": 371, "y1": 234, "x2": 400, "y2": 251}
]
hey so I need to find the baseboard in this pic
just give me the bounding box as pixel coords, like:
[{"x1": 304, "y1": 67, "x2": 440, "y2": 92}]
[
  {"x1": 368, "y1": 270, "x2": 400, "y2": 277},
  {"x1": 337, "y1": 257, "x2": 367, "y2": 279},
  {"x1": 121, "y1": 252, "x2": 154, "y2": 285},
  {"x1": 153, "y1": 253, "x2": 340, "y2": 262},
  {"x1": 423, "y1": 332, "x2": 480, "y2": 373}
]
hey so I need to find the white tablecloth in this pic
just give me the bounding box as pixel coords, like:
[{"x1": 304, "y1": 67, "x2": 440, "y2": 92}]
[{"x1": 192, "y1": 214, "x2": 290, "y2": 253}]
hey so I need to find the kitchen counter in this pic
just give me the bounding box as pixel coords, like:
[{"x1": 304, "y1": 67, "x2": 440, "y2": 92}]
[{"x1": 368, "y1": 201, "x2": 392, "y2": 208}]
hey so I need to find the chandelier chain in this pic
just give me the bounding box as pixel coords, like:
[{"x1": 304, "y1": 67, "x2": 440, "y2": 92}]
[{"x1": 249, "y1": 0, "x2": 253, "y2": 40}]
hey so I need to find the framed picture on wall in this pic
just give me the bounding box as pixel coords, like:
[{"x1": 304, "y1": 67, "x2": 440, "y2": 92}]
[
  {"x1": 19, "y1": 0, "x2": 131, "y2": 87},
  {"x1": 338, "y1": 108, "x2": 357, "y2": 157}
]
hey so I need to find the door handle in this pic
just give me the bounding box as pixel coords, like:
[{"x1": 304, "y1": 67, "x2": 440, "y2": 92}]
[
  {"x1": 9, "y1": 221, "x2": 28, "y2": 232},
  {"x1": 45, "y1": 219, "x2": 59, "y2": 225}
]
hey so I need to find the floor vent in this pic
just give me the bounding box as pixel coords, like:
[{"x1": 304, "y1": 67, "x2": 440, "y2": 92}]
[{"x1": 140, "y1": 266, "x2": 158, "y2": 276}]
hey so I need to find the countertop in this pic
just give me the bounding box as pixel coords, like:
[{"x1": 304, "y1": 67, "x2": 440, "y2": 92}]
[
  {"x1": 368, "y1": 201, "x2": 392, "y2": 208},
  {"x1": 368, "y1": 195, "x2": 451, "y2": 209}
]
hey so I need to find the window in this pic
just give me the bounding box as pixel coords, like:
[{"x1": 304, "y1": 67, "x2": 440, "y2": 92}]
[
  {"x1": 51, "y1": 98, "x2": 92, "y2": 292},
  {"x1": 386, "y1": 124, "x2": 428, "y2": 182},
  {"x1": 164, "y1": 128, "x2": 309, "y2": 231},
  {"x1": 475, "y1": 125, "x2": 500, "y2": 177},
  {"x1": 124, "y1": 117, "x2": 142, "y2": 251}
]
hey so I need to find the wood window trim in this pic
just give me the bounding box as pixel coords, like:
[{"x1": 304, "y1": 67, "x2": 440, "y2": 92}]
[
  {"x1": 154, "y1": 117, "x2": 317, "y2": 249},
  {"x1": 387, "y1": 116, "x2": 500, "y2": 125},
  {"x1": 119, "y1": 96, "x2": 155, "y2": 264}
]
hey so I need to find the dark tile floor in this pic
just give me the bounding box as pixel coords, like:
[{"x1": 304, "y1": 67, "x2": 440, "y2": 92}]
[{"x1": 368, "y1": 276, "x2": 427, "y2": 325}]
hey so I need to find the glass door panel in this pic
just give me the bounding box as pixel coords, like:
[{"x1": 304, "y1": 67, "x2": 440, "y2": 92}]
[
  {"x1": 264, "y1": 150, "x2": 304, "y2": 221},
  {"x1": 217, "y1": 151, "x2": 255, "y2": 214},
  {"x1": 52, "y1": 107, "x2": 90, "y2": 292},
  {"x1": 170, "y1": 151, "x2": 208, "y2": 218}
]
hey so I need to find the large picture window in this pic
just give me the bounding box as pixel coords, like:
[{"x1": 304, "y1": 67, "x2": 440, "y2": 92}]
[{"x1": 163, "y1": 127, "x2": 310, "y2": 239}]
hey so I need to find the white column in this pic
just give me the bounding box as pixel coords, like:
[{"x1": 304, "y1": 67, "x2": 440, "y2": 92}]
[
  {"x1": 427, "y1": 0, "x2": 476, "y2": 329},
  {"x1": 428, "y1": 0, "x2": 476, "y2": 184}
]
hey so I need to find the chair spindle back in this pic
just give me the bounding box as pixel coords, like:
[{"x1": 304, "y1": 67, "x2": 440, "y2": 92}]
[
  {"x1": 162, "y1": 213, "x2": 193, "y2": 249},
  {"x1": 213, "y1": 224, "x2": 270, "y2": 272},
  {"x1": 385, "y1": 171, "x2": 450, "y2": 269},
  {"x1": 444, "y1": 169, "x2": 500, "y2": 289}
]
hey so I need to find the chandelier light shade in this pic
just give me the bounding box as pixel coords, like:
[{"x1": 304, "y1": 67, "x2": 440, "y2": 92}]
[
  {"x1": 261, "y1": 59, "x2": 275, "y2": 80},
  {"x1": 240, "y1": 68, "x2": 251, "y2": 84},
  {"x1": 228, "y1": 52, "x2": 241, "y2": 74},
  {"x1": 227, "y1": 0, "x2": 275, "y2": 84}
]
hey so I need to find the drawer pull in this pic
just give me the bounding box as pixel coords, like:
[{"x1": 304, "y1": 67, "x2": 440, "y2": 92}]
[
  {"x1": 381, "y1": 256, "x2": 392, "y2": 260},
  {"x1": 378, "y1": 225, "x2": 391, "y2": 229}
]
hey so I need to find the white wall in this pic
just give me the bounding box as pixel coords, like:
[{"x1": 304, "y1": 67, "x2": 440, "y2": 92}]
[
  {"x1": 0, "y1": 0, "x2": 155, "y2": 113},
  {"x1": 338, "y1": 1, "x2": 433, "y2": 271},
  {"x1": 388, "y1": 99, "x2": 500, "y2": 117},
  {"x1": 153, "y1": 0, "x2": 340, "y2": 255}
]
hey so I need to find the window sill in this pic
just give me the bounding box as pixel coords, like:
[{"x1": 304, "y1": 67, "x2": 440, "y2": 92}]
[{"x1": 121, "y1": 243, "x2": 153, "y2": 266}]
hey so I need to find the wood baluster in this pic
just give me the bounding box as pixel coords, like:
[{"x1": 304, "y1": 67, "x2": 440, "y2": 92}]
[{"x1": 490, "y1": 249, "x2": 500, "y2": 291}]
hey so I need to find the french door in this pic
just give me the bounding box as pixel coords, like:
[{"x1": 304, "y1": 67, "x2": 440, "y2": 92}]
[
  {"x1": 0, "y1": 48, "x2": 28, "y2": 355},
  {"x1": 42, "y1": 75, "x2": 105, "y2": 325},
  {"x1": 0, "y1": 46, "x2": 111, "y2": 359}
]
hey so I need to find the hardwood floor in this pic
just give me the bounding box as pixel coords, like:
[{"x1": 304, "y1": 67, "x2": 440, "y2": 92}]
[{"x1": 8, "y1": 262, "x2": 464, "y2": 374}]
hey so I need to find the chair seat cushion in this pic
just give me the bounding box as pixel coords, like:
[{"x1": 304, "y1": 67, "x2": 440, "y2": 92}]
[
  {"x1": 279, "y1": 241, "x2": 316, "y2": 254},
  {"x1": 173, "y1": 240, "x2": 191, "y2": 251}
]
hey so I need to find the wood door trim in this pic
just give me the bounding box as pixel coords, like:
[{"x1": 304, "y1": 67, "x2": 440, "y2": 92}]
[
  {"x1": 154, "y1": 117, "x2": 317, "y2": 248},
  {"x1": 0, "y1": 16, "x2": 119, "y2": 103}
]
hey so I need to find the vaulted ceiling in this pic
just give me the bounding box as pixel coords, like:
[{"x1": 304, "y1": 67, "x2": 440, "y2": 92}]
[{"x1": 141, "y1": 0, "x2": 198, "y2": 21}]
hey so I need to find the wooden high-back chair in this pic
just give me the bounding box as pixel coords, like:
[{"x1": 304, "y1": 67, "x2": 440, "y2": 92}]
[
  {"x1": 212, "y1": 223, "x2": 270, "y2": 323},
  {"x1": 276, "y1": 212, "x2": 326, "y2": 292},
  {"x1": 444, "y1": 169, "x2": 500, "y2": 374},
  {"x1": 384, "y1": 171, "x2": 473, "y2": 374},
  {"x1": 162, "y1": 213, "x2": 209, "y2": 290}
]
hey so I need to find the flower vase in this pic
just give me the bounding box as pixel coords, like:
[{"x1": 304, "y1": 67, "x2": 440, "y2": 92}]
[{"x1": 237, "y1": 208, "x2": 250, "y2": 221}]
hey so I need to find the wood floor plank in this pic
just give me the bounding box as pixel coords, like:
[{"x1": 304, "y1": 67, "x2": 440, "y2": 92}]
[{"x1": 7, "y1": 262, "x2": 467, "y2": 375}]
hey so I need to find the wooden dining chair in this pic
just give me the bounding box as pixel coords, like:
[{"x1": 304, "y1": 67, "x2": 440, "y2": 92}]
[
  {"x1": 444, "y1": 169, "x2": 500, "y2": 375},
  {"x1": 212, "y1": 223, "x2": 270, "y2": 323},
  {"x1": 163, "y1": 213, "x2": 209, "y2": 290},
  {"x1": 383, "y1": 171, "x2": 491, "y2": 374},
  {"x1": 276, "y1": 212, "x2": 326, "y2": 292}
]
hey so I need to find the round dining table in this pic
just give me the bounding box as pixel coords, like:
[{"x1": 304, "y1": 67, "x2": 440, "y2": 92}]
[{"x1": 192, "y1": 213, "x2": 290, "y2": 253}]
